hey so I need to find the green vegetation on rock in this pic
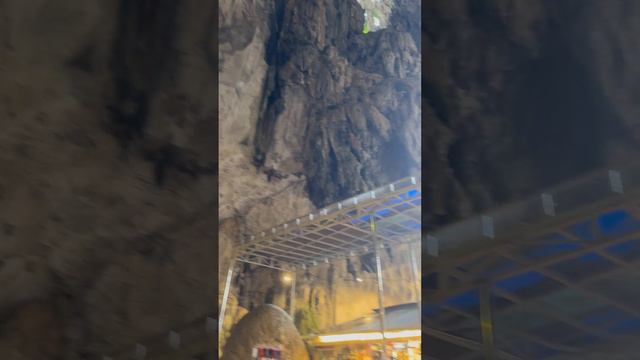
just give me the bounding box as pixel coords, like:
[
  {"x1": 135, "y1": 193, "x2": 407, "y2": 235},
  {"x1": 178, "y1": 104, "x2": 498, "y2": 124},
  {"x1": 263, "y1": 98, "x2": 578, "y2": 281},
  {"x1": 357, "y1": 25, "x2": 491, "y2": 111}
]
[{"x1": 294, "y1": 307, "x2": 320, "y2": 335}]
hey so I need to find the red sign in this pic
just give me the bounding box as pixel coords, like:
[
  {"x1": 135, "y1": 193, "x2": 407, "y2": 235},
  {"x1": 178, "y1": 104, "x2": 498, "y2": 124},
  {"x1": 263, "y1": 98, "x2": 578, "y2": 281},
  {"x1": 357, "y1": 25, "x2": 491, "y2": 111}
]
[{"x1": 252, "y1": 345, "x2": 282, "y2": 360}]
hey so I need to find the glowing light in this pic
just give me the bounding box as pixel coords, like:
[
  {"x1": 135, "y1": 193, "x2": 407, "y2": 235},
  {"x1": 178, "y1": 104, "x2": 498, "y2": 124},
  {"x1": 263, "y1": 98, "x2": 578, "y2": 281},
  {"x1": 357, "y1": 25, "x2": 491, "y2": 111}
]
[
  {"x1": 385, "y1": 330, "x2": 421, "y2": 339},
  {"x1": 281, "y1": 273, "x2": 293, "y2": 284},
  {"x1": 319, "y1": 332, "x2": 382, "y2": 343},
  {"x1": 317, "y1": 329, "x2": 421, "y2": 343},
  {"x1": 356, "y1": 277, "x2": 364, "y2": 282}
]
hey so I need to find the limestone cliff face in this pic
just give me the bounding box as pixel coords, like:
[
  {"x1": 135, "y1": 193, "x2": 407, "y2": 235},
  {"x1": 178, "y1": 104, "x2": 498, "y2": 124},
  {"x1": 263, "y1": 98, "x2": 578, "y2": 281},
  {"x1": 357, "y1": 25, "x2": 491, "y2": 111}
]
[
  {"x1": 424, "y1": 0, "x2": 640, "y2": 229},
  {"x1": 218, "y1": 0, "x2": 317, "y2": 343},
  {"x1": 254, "y1": 0, "x2": 421, "y2": 207},
  {"x1": 0, "y1": 0, "x2": 216, "y2": 358},
  {"x1": 218, "y1": 0, "x2": 421, "y2": 351}
]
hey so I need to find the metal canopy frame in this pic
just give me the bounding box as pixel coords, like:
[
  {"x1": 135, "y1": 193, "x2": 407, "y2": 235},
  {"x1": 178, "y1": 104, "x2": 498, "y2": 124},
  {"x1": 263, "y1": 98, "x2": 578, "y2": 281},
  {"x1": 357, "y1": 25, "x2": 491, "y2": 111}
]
[
  {"x1": 219, "y1": 176, "x2": 422, "y2": 357},
  {"x1": 236, "y1": 176, "x2": 421, "y2": 270},
  {"x1": 425, "y1": 166, "x2": 640, "y2": 360}
]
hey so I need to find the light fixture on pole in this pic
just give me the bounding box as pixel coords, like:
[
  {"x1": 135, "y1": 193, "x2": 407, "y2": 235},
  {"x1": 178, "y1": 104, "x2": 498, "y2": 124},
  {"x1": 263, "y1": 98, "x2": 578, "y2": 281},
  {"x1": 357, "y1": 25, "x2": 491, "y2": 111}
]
[{"x1": 281, "y1": 272, "x2": 293, "y2": 285}]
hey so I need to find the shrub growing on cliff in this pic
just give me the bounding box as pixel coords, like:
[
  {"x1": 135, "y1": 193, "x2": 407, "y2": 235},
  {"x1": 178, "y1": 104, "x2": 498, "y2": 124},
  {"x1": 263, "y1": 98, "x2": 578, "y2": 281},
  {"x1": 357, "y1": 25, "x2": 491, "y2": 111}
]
[{"x1": 294, "y1": 308, "x2": 320, "y2": 335}]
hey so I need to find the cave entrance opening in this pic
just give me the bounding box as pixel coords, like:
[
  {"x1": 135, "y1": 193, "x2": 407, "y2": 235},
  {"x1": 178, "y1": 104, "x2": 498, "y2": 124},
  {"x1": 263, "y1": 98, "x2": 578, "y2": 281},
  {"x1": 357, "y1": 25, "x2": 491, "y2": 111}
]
[
  {"x1": 219, "y1": 176, "x2": 421, "y2": 359},
  {"x1": 356, "y1": 0, "x2": 393, "y2": 33}
]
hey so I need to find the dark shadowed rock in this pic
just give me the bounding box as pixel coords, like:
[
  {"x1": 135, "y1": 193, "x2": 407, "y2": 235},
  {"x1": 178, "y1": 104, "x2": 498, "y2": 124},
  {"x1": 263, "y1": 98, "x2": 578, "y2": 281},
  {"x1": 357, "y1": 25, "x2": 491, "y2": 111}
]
[
  {"x1": 424, "y1": 0, "x2": 640, "y2": 228},
  {"x1": 0, "y1": 301, "x2": 61, "y2": 359},
  {"x1": 221, "y1": 304, "x2": 309, "y2": 360},
  {"x1": 0, "y1": 0, "x2": 216, "y2": 357}
]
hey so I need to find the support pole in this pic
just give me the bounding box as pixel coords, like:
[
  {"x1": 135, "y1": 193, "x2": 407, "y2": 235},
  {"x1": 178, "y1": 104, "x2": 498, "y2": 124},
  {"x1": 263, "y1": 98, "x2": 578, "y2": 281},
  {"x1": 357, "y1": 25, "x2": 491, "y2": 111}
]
[
  {"x1": 371, "y1": 217, "x2": 387, "y2": 359},
  {"x1": 409, "y1": 241, "x2": 421, "y2": 314},
  {"x1": 219, "y1": 261, "x2": 235, "y2": 337},
  {"x1": 375, "y1": 244, "x2": 387, "y2": 357},
  {"x1": 479, "y1": 284, "x2": 497, "y2": 360},
  {"x1": 289, "y1": 270, "x2": 296, "y2": 318},
  {"x1": 332, "y1": 271, "x2": 337, "y2": 327}
]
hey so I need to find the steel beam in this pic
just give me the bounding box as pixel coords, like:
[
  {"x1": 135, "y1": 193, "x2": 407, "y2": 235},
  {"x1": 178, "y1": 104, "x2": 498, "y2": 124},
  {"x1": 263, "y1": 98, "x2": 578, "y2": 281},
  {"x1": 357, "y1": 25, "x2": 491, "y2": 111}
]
[
  {"x1": 251, "y1": 247, "x2": 315, "y2": 263},
  {"x1": 372, "y1": 216, "x2": 387, "y2": 359},
  {"x1": 409, "y1": 241, "x2": 421, "y2": 316},
  {"x1": 479, "y1": 285, "x2": 497, "y2": 360},
  {"x1": 289, "y1": 270, "x2": 296, "y2": 318},
  {"x1": 238, "y1": 177, "x2": 420, "y2": 257},
  {"x1": 427, "y1": 197, "x2": 640, "y2": 267},
  {"x1": 441, "y1": 300, "x2": 585, "y2": 355},
  {"x1": 492, "y1": 288, "x2": 614, "y2": 341},
  {"x1": 498, "y1": 251, "x2": 640, "y2": 318},
  {"x1": 218, "y1": 262, "x2": 234, "y2": 337},
  {"x1": 236, "y1": 257, "x2": 285, "y2": 271},
  {"x1": 426, "y1": 228, "x2": 640, "y2": 303}
]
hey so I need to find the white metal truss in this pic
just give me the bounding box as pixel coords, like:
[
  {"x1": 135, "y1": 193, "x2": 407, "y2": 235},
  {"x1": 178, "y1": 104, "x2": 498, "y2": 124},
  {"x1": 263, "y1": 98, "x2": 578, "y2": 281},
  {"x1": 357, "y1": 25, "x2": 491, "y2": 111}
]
[
  {"x1": 219, "y1": 176, "x2": 422, "y2": 356},
  {"x1": 236, "y1": 176, "x2": 421, "y2": 269}
]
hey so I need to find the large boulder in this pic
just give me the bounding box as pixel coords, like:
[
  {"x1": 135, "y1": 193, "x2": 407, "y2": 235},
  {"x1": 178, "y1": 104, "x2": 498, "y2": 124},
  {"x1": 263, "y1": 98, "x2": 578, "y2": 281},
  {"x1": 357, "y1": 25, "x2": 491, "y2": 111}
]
[{"x1": 222, "y1": 304, "x2": 309, "y2": 360}]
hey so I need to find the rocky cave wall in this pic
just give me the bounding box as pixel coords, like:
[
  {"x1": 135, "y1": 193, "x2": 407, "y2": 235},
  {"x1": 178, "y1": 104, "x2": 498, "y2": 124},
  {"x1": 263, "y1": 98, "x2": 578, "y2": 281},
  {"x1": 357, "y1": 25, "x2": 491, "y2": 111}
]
[
  {"x1": 424, "y1": 0, "x2": 640, "y2": 230},
  {"x1": 0, "y1": 0, "x2": 216, "y2": 358},
  {"x1": 219, "y1": 0, "x2": 420, "y2": 348}
]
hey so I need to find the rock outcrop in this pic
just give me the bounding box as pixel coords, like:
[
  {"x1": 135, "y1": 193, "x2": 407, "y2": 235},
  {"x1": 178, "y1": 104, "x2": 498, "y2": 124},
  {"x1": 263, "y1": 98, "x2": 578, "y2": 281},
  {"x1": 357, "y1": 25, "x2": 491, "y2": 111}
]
[
  {"x1": 221, "y1": 304, "x2": 309, "y2": 360},
  {"x1": 254, "y1": 0, "x2": 421, "y2": 207}
]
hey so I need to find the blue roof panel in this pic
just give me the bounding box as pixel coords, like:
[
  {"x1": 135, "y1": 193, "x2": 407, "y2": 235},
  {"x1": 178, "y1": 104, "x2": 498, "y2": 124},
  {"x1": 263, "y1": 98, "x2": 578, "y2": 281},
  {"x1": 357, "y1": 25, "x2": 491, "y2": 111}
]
[
  {"x1": 376, "y1": 208, "x2": 393, "y2": 217},
  {"x1": 481, "y1": 260, "x2": 518, "y2": 278},
  {"x1": 606, "y1": 239, "x2": 639, "y2": 256},
  {"x1": 608, "y1": 318, "x2": 640, "y2": 335},
  {"x1": 598, "y1": 210, "x2": 640, "y2": 236},
  {"x1": 400, "y1": 189, "x2": 419, "y2": 200},
  {"x1": 445, "y1": 290, "x2": 479, "y2": 310},
  {"x1": 582, "y1": 307, "x2": 628, "y2": 328},
  {"x1": 392, "y1": 203, "x2": 411, "y2": 212},
  {"x1": 496, "y1": 271, "x2": 544, "y2": 293},
  {"x1": 424, "y1": 305, "x2": 441, "y2": 318},
  {"x1": 523, "y1": 242, "x2": 581, "y2": 261},
  {"x1": 401, "y1": 219, "x2": 421, "y2": 230},
  {"x1": 382, "y1": 197, "x2": 402, "y2": 207},
  {"x1": 577, "y1": 252, "x2": 604, "y2": 263},
  {"x1": 568, "y1": 221, "x2": 596, "y2": 241}
]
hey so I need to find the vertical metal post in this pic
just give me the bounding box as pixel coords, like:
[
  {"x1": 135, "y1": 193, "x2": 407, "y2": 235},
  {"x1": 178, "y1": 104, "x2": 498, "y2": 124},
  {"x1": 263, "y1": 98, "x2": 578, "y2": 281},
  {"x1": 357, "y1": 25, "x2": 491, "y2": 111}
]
[
  {"x1": 479, "y1": 284, "x2": 496, "y2": 360},
  {"x1": 219, "y1": 261, "x2": 235, "y2": 337},
  {"x1": 409, "y1": 241, "x2": 421, "y2": 313},
  {"x1": 371, "y1": 216, "x2": 387, "y2": 359},
  {"x1": 375, "y1": 245, "x2": 387, "y2": 358},
  {"x1": 331, "y1": 261, "x2": 337, "y2": 327},
  {"x1": 289, "y1": 270, "x2": 296, "y2": 318}
]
